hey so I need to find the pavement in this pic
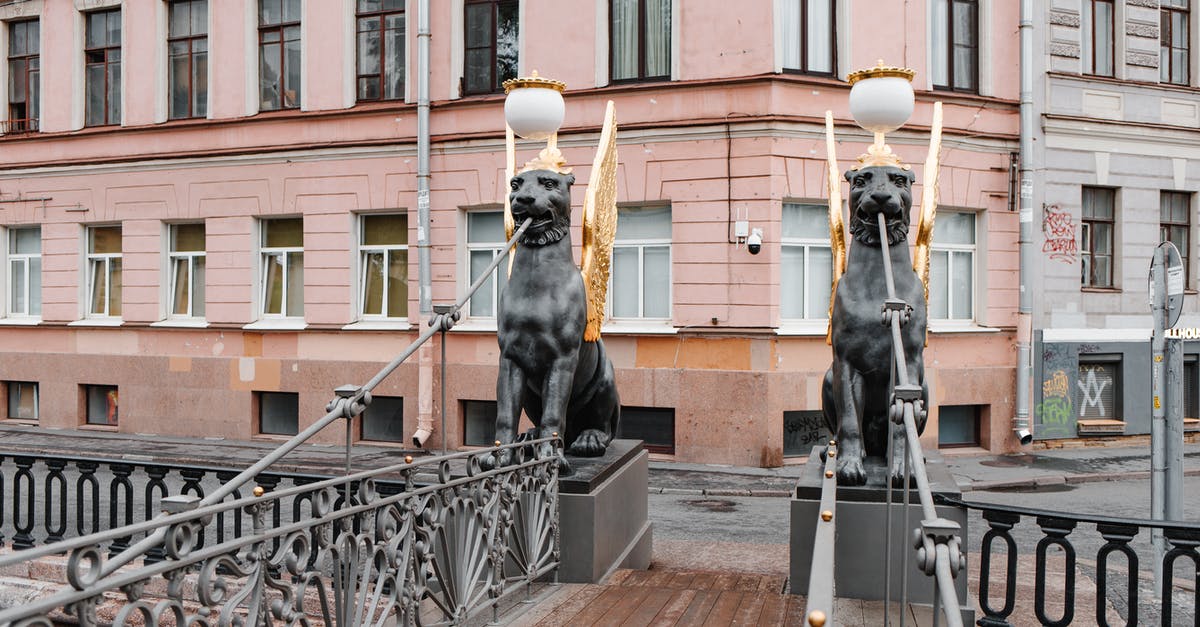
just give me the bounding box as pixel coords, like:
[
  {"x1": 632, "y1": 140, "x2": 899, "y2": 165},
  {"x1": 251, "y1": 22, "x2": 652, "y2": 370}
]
[{"x1": 0, "y1": 424, "x2": 1198, "y2": 496}]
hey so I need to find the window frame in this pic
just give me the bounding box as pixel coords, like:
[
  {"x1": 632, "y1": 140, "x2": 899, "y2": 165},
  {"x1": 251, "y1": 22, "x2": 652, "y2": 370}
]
[
  {"x1": 356, "y1": 0, "x2": 406, "y2": 102},
  {"x1": 462, "y1": 399, "x2": 498, "y2": 447},
  {"x1": 929, "y1": 210, "x2": 977, "y2": 322},
  {"x1": 608, "y1": 204, "x2": 672, "y2": 322},
  {"x1": 1081, "y1": 186, "x2": 1116, "y2": 289},
  {"x1": 83, "y1": 384, "x2": 119, "y2": 426},
  {"x1": 6, "y1": 225, "x2": 41, "y2": 319},
  {"x1": 932, "y1": 0, "x2": 979, "y2": 93},
  {"x1": 258, "y1": 0, "x2": 302, "y2": 111},
  {"x1": 780, "y1": 202, "x2": 833, "y2": 321},
  {"x1": 167, "y1": 0, "x2": 208, "y2": 120},
  {"x1": 617, "y1": 405, "x2": 675, "y2": 455},
  {"x1": 1083, "y1": 0, "x2": 1115, "y2": 77},
  {"x1": 780, "y1": 0, "x2": 836, "y2": 77},
  {"x1": 462, "y1": 0, "x2": 519, "y2": 96},
  {"x1": 84, "y1": 8, "x2": 122, "y2": 127},
  {"x1": 85, "y1": 225, "x2": 122, "y2": 319},
  {"x1": 259, "y1": 218, "x2": 304, "y2": 319},
  {"x1": 360, "y1": 394, "x2": 405, "y2": 443},
  {"x1": 6, "y1": 18, "x2": 39, "y2": 133},
  {"x1": 257, "y1": 390, "x2": 299, "y2": 436},
  {"x1": 168, "y1": 223, "x2": 206, "y2": 320},
  {"x1": 5, "y1": 380, "x2": 38, "y2": 421},
  {"x1": 937, "y1": 405, "x2": 982, "y2": 448},
  {"x1": 463, "y1": 208, "x2": 507, "y2": 320},
  {"x1": 358, "y1": 212, "x2": 409, "y2": 320},
  {"x1": 1161, "y1": 0, "x2": 1191, "y2": 86},
  {"x1": 1161, "y1": 190, "x2": 1191, "y2": 288},
  {"x1": 1075, "y1": 357, "x2": 1122, "y2": 421},
  {"x1": 609, "y1": 0, "x2": 673, "y2": 84}
]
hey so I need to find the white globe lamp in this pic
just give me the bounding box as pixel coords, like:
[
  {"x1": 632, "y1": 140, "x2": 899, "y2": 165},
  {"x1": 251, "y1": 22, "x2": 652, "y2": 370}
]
[
  {"x1": 846, "y1": 61, "x2": 916, "y2": 167},
  {"x1": 503, "y1": 71, "x2": 566, "y2": 141}
]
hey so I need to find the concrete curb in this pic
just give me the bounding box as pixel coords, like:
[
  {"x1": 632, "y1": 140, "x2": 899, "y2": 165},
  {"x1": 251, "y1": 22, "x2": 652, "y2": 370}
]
[
  {"x1": 962, "y1": 467, "x2": 1200, "y2": 493},
  {"x1": 648, "y1": 487, "x2": 792, "y2": 498}
]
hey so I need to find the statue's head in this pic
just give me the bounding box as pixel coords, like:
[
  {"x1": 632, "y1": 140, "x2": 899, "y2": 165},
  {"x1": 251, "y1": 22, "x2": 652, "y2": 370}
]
[
  {"x1": 509, "y1": 169, "x2": 575, "y2": 246},
  {"x1": 844, "y1": 165, "x2": 915, "y2": 246}
]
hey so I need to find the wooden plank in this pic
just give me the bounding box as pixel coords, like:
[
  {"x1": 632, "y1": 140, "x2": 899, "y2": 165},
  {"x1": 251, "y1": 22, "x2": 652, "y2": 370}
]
[
  {"x1": 673, "y1": 590, "x2": 720, "y2": 625},
  {"x1": 756, "y1": 575, "x2": 786, "y2": 593},
  {"x1": 538, "y1": 586, "x2": 621, "y2": 626},
  {"x1": 689, "y1": 572, "x2": 718, "y2": 590},
  {"x1": 593, "y1": 587, "x2": 651, "y2": 626},
  {"x1": 666, "y1": 571, "x2": 697, "y2": 589},
  {"x1": 504, "y1": 584, "x2": 589, "y2": 627},
  {"x1": 606, "y1": 569, "x2": 637, "y2": 586},
  {"x1": 700, "y1": 590, "x2": 744, "y2": 627},
  {"x1": 710, "y1": 573, "x2": 742, "y2": 592},
  {"x1": 784, "y1": 593, "x2": 808, "y2": 626},
  {"x1": 644, "y1": 568, "x2": 677, "y2": 588},
  {"x1": 730, "y1": 592, "x2": 767, "y2": 626},
  {"x1": 647, "y1": 589, "x2": 698, "y2": 626},
  {"x1": 621, "y1": 569, "x2": 654, "y2": 587},
  {"x1": 618, "y1": 588, "x2": 676, "y2": 626},
  {"x1": 733, "y1": 574, "x2": 761, "y2": 592},
  {"x1": 756, "y1": 592, "x2": 788, "y2": 625}
]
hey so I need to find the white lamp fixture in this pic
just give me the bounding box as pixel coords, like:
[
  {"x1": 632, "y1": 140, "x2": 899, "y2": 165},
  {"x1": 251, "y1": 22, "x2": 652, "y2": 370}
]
[
  {"x1": 846, "y1": 60, "x2": 916, "y2": 169},
  {"x1": 503, "y1": 70, "x2": 566, "y2": 141}
]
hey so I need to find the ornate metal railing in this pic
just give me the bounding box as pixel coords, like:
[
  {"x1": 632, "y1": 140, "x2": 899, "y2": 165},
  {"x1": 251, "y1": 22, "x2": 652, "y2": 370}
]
[
  {"x1": 0, "y1": 218, "x2": 537, "y2": 625},
  {"x1": 802, "y1": 441, "x2": 839, "y2": 626},
  {"x1": 0, "y1": 439, "x2": 561, "y2": 626},
  {"x1": 940, "y1": 495, "x2": 1200, "y2": 627}
]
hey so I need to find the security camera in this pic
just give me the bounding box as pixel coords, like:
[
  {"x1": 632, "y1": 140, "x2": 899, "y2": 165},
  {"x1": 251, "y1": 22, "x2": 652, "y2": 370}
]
[
  {"x1": 1016, "y1": 428, "x2": 1032, "y2": 446},
  {"x1": 746, "y1": 228, "x2": 763, "y2": 255}
]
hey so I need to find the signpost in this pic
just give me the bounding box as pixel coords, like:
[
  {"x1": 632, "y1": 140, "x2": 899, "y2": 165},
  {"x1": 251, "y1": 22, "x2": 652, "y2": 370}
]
[{"x1": 1148, "y1": 241, "x2": 1185, "y2": 592}]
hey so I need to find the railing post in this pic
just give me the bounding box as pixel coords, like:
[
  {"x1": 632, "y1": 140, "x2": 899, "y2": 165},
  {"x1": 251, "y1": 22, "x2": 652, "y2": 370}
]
[
  {"x1": 43, "y1": 458, "x2": 69, "y2": 545},
  {"x1": 76, "y1": 461, "x2": 100, "y2": 537},
  {"x1": 107, "y1": 463, "x2": 135, "y2": 557},
  {"x1": 12, "y1": 456, "x2": 36, "y2": 550}
]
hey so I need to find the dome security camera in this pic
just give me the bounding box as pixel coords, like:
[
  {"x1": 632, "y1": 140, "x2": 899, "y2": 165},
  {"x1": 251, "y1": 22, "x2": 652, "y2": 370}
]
[{"x1": 746, "y1": 228, "x2": 763, "y2": 255}]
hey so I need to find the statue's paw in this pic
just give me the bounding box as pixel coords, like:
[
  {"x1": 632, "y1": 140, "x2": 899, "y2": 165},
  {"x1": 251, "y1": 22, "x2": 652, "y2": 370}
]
[
  {"x1": 480, "y1": 449, "x2": 512, "y2": 471},
  {"x1": 556, "y1": 452, "x2": 573, "y2": 476},
  {"x1": 836, "y1": 454, "x2": 868, "y2": 486},
  {"x1": 566, "y1": 429, "x2": 609, "y2": 457}
]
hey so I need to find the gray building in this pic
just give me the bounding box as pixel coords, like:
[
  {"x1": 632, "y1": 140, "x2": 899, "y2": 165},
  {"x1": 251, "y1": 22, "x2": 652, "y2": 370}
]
[{"x1": 1031, "y1": 0, "x2": 1200, "y2": 440}]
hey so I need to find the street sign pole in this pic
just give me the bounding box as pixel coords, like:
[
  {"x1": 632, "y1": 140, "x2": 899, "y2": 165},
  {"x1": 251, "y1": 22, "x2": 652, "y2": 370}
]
[
  {"x1": 1148, "y1": 240, "x2": 1184, "y2": 593},
  {"x1": 1165, "y1": 335, "x2": 1184, "y2": 524},
  {"x1": 1150, "y1": 245, "x2": 1165, "y2": 592}
]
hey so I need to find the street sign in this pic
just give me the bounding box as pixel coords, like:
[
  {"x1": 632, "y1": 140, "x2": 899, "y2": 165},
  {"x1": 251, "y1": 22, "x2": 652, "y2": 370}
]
[{"x1": 1149, "y1": 241, "x2": 1185, "y2": 328}]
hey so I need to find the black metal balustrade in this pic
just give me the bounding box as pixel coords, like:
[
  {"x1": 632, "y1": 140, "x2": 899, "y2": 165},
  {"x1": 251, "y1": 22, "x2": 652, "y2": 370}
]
[{"x1": 940, "y1": 495, "x2": 1200, "y2": 627}]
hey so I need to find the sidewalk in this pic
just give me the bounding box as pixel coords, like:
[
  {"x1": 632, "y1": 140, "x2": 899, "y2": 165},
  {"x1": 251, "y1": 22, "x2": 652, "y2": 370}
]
[{"x1": 0, "y1": 425, "x2": 1197, "y2": 495}]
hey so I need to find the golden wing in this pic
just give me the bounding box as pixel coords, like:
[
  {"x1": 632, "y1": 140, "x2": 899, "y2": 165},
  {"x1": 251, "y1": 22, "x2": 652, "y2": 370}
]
[
  {"x1": 912, "y1": 101, "x2": 944, "y2": 303},
  {"x1": 503, "y1": 124, "x2": 517, "y2": 276},
  {"x1": 825, "y1": 111, "x2": 848, "y2": 345},
  {"x1": 580, "y1": 100, "x2": 619, "y2": 342}
]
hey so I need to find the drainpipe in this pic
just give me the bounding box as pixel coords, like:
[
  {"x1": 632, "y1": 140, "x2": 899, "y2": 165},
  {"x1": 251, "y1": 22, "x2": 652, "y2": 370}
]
[
  {"x1": 1014, "y1": 0, "x2": 1035, "y2": 446},
  {"x1": 412, "y1": 0, "x2": 434, "y2": 447}
]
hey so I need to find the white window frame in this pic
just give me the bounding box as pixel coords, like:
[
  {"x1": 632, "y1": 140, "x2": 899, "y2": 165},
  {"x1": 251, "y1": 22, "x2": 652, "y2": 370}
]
[
  {"x1": 357, "y1": 212, "x2": 408, "y2": 321},
  {"x1": 258, "y1": 218, "x2": 303, "y2": 319},
  {"x1": 929, "y1": 210, "x2": 977, "y2": 323},
  {"x1": 780, "y1": 202, "x2": 832, "y2": 321},
  {"x1": 85, "y1": 225, "x2": 122, "y2": 319},
  {"x1": 167, "y1": 222, "x2": 205, "y2": 320},
  {"x1": 608, "y1": 204, "x2": 672, "y2": 322},
  {"x1": 463, "y1": 208, "x2": 506, "y2": 320},
  {"x1": 5, "y1": 226, "x2": 40, "y2": 319}
]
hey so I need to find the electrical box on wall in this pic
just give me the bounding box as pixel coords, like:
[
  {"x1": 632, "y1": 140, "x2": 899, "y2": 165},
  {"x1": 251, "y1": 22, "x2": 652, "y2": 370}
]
[{"x1": 734, "y1": 220, "x2": 750, "y2": 238}]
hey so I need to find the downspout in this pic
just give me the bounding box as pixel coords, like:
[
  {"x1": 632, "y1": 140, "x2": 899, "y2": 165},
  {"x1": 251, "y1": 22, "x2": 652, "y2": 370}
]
[
  {"x1": 1014, "y1": 0, "x2": 1034, "y2": 445},
  {"x1": 413, "y1": 0, "x2": 434, "y2": 447}
]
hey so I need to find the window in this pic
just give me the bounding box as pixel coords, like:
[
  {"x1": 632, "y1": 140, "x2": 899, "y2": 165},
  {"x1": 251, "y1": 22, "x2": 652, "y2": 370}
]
[
  {"x1": 938, "y1": 405, "x2": 981, "y2": 447},
  {"x1": 780, "y1": 0, "x2": 834, "y2": 75},
  {"x1": 258, "y1": 391, "x2": 298, "y2": 435},
  {"x1": 610, "y1": 0, "x2": 671, "y2": 82},
  {"x1": 1186, "y1": 357, "x2": 1198, "y2": 419},
  {"x1": 359, "y1": 214, "x2": 408, "y2": 319},
  {"x1": 85, "y1": 9, "x2": 121, "y2": 127},
  {"x1": 86, "y1": 226, "x2": 122, "y2": 318},
  {"x1": 463, "y1": 0, "x2": 518, "y2": 96},
  {"x1": 1083, "y1": 0, "x2": 1115, "y2": 77},
  {"x1": 1161, "y1": 191, "x2": 1191, "y2": 286},
  {"x1": 5, "y1": 381, "x2": 37, "y2": 420},
  {"x1": 169, "y1": 223, "x2": 205, "y2": 318},
  {"x1": 84, "y1": 384, "x2": 118, "y2": 426},
  {"x1": 260, "y1": 218, "x2": 303, "y2": 317},
  {"x1": 7, "y1": 226, "x2": 40, "y2": 317},
  {"x1": 463, "y1": 400, "x2": 497, "y2": 447},
  {"x1": 168, "y1": 0, "x2": 208, "y2": 119},
  {"x1": 7, "y1": 19, "x2": 39, "y2": 133},
  {"x1": 611, "y1": 205, "x2": 671, "y2": 320},
  {"x1": 931, "y1": 0, "x2": 978, "y2": 93},
  {"x1": 357, "y1": 0, "x2": 405, "y2": 102},
  {"x1": 259, "y1": 0, "x2": 301, "y2": 110},
  {"x1": 1076, "y1": 360, "x2": 1120, "y2": 420},
  {"x1": 465, "y1": 210, "x2": 508, "y2": 318},
  {"x1": 1081, "y1": 187, "x2": 1115, "y2": 288},
  {"x1": 617, "y1": 406, "x2": 674, "y2": 454},
  {"x1": 781, "y1": 203, "x2": 832, "y2": 320},
  {"x1": 929, "y1": 211, "x2": 976, "y2": 321},
  {"x1": 1162, "y1": 0, "x2": 1190, "y2": 85},
  {"x1": 783, "y1": 410, "x2": 830, "y2": 457},
  {"x1": 362, "y1": 395, "x2": 404, "y2": 442}
]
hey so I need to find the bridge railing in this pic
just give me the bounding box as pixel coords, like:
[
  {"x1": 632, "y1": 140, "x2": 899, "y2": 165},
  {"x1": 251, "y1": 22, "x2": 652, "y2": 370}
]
[
  {"x1": 940, "y1": 495, "x2": 1200, "y2": 626},
  {"x1": 802, "y1": 441, "x2": 839, "y2": 626}
]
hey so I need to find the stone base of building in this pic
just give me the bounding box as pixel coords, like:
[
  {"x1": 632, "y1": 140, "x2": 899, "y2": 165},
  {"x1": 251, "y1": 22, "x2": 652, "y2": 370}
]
[
  {"x1": 557, "y1": 439, "x2": 653, "y2": 584},
  {"x1": 789, "y1": 449, "x2": 973, "y2": 623}
]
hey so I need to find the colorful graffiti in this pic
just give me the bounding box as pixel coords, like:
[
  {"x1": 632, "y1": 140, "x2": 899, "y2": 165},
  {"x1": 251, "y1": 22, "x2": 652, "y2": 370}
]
[
  {"x1": 1042, "y1": 204, "x2": 1077, "y2": 262},
  {"x1": 1036, "y1": 368, "x2": 1075, "y2": 437}
]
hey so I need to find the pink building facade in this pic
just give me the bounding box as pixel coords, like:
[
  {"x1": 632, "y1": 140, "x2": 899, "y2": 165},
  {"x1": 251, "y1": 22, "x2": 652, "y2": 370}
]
[{"x1": 0, "y1": 0, "x2": 1021, "y2": 465}]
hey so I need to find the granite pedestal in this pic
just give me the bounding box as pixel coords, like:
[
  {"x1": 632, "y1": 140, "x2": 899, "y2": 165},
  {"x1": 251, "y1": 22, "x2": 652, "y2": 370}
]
[
  {"x1": 557, "y1": 439, "x2": 653, "y2": 584},
  {"x1": 790, "y1": 450, "x2": 973, "y2": 622}
]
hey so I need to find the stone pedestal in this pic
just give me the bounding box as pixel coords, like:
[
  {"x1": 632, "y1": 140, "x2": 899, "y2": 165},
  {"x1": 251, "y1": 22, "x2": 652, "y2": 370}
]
[
  {"x1": 790, "y1": 450, "x2": 973, "y2": 622},
  {"x1": 557, "y1": 439, "x2": 653, "y2": 584}
]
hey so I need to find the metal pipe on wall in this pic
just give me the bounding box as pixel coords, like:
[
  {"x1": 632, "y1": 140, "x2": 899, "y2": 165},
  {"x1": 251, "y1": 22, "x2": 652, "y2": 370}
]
[
  {"x1": 1014, "y1": 0, "x2": 1035, "y2": 446},
  {"x1": 413, "y1": 0, "x2": 434, "y2": 448}
]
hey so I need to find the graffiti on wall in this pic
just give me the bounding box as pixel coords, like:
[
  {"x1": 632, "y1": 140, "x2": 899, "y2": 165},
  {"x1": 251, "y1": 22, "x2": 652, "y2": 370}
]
[
  {"x1": 1077, "y1": 365, "x2": 1111, "y2": 417},
  {"x1": 783, "y1": 411, "x2": 830, "y2": 456},
  {"x1": 1042, "y1": 204, "x2": 1077, "y2": 262},
  {"x1": 1036, "y1": 369, "x2": 1074, "y2": 436}
]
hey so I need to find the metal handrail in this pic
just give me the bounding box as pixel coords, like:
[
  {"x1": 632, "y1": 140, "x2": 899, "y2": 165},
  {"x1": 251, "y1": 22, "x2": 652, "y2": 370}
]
[
  {"x1": 876, "y1": 213, "x2": 965, "y2": 627},
  {"x1": 2, "y1": 217, "x2": 532, "y2": 584},
  {"x1": 803, "y1": 443, "x2": 839, "y2": 626}
]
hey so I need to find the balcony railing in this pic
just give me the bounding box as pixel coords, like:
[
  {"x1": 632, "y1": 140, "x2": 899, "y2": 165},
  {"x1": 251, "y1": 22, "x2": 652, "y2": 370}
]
[{"x1": 0, "y1": 118, "x2": 38, "y2": 134}]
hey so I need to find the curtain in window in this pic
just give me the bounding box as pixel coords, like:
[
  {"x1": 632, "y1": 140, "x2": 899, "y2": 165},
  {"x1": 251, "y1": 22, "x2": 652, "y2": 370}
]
[
  {"x1": 806, "y1": 0, "x2": 832, "y2": 73},
  {"x1": 781, "y1": 0, "x2": 801, "y2": 69},
  {"x1": 931, "y1": 0, "x2": 949, "y2": 86},
  {"x1": 644, "y1": 0, "x2": 671, "y2": 78},
  {"x1": 611, "y1": 0, "x2": 638, "y2": 80}
]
